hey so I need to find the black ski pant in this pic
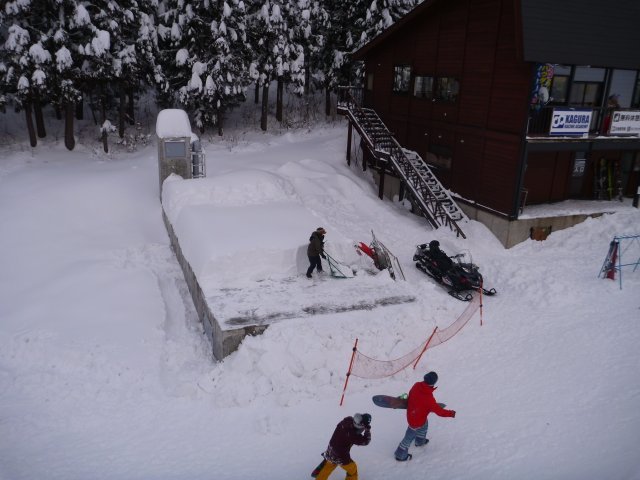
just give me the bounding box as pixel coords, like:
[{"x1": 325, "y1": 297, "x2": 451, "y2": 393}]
[{"x1": 307, "y1": 255, "x2": 323, "y2": 276}]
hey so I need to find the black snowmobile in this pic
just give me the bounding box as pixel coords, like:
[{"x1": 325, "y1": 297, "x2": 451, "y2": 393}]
[{"x1": 413, "y1": 241, "x2": 497, "y2": 301}]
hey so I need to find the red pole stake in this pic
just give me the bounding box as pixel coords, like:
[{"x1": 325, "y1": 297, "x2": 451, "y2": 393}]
[
  {"x1": 412, "y1": 327, "x2": 438, "y2": 370},
  {"x1": 339, "y1": 338, "x2": 359, "y2": 406}
]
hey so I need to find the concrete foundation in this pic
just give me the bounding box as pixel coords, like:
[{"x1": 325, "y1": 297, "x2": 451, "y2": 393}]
[
  {"x1": 163, "y1": 210, "x2": 266, "y2": 361},
  {"x1": 371, "y1": 171, "x2": 608, "y2": 248}
]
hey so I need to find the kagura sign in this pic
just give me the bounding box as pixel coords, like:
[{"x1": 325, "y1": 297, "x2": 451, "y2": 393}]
[{"x1": 550, "y1": 109, "x2": 593, "y2": 136}]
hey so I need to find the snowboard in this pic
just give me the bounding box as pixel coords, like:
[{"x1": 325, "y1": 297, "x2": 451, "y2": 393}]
[
  {"x1": 372, "y1": 395, "x2": 445, "y2": 410},
  {"x1": 311, "y1": 458, "x2": 326, "y2": 478}
]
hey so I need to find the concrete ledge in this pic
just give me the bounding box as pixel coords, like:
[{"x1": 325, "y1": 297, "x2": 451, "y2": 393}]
[
  {"x1": 163, "y1": 210, "x2": 267, "y2": 361},
  {"x1": 458, "y1": 203, "x2": 606, "y2": 248}
]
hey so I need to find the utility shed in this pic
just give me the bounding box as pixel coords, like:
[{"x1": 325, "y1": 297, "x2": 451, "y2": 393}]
[{"x1": 156, "y1": 109, "x2": 197, "y2": 195}]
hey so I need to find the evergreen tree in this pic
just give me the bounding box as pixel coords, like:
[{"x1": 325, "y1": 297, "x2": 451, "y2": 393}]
[
  {"x1": 157, "y1": 0, "x2": 251, "y2": 134},
  {"x1": 247, "y1": 0, "x2": 304, "y2": 130}
]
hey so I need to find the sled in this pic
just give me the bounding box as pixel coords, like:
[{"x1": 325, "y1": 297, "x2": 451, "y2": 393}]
[{"x1": 372, "y1": 395, "x2": 445, "y2": 410}]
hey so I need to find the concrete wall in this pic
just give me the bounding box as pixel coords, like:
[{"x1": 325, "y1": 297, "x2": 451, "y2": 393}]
[
  {"x1": 457, "y1": 203, "x2": 604, "y2": 248},
  {"x1": 157, "y1": 138, "x2": 192, "y2": 197},
  {"x1": 162, "y1": 210, "x2": 267, "y2": 361},
  {"x1": 371, "y1": 170, "x2": 603, "y2": 248}
]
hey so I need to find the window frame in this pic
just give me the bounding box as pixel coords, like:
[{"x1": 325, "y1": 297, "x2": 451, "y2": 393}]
[
  {"x1": 392, "y1": 64, "x2": 412, "y2": 94},
  {"x1": 413, "y1": 75, "x2": 434, "y2": 99},
  {"x1": 434, "y1": 76, "x2": 460, "y2": 103}
]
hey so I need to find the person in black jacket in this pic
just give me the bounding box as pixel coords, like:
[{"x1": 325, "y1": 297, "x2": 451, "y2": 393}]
[
  {"x1": 306, "y1": 227, "x2": 326, "y2": 278},
  {"x1": 313, "y1": 413, "x2": 372, "y2": 480},
  {"x1": 429, "y1": 240, "x2": 453, "y2": 273}
]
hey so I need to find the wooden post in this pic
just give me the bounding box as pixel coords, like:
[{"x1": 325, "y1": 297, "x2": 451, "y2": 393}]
[
  {"x1": 347, "y1": 122, "x2": 352, "y2": 166},
  {"x1": 412, "y1": 327, "x2": 438, "y2": 370},
  {"x1": 339, "y1": 338, "x2": 359, "y2": 406}
]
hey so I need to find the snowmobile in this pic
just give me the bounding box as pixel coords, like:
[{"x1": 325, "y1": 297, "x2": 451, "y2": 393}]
[{"x1": 413, "y1": 242, "x2": 497, "y2": 301}]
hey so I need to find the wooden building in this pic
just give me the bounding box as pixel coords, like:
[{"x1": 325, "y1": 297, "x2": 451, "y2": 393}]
[{"x1": 344, "y1": 0, "x2": 640, "y2": 244}]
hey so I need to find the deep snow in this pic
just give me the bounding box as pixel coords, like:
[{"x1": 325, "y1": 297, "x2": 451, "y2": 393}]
[{"x1": 1, "y1": 122, "x2": 639, "y2": 480}]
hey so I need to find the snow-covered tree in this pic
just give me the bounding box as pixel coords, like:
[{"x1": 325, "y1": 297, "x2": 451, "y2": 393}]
[
  {"x1": 247, "y1": 0, "x2": 304, "y2": 130},
  {"x1": 157, "y1": 0, "x2": 251, "y2": 134}
]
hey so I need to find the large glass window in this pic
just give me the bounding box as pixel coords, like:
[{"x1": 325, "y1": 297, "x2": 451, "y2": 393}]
[
  {"x1": 550, "y1": 76, "x2": 569, "y2": 103},
  {"x1": 435, "y1": 77, "x2": 459, "y2": 102},
  {"x1": 631, "y1": 73, "x2": 640, "y2": 108},
  {"x1": 414, "y1": 76, "x2": 434, "y2": 99},
  {"x1": 569, "y1": 82, "x2": 602, "y2": 107},
  {"x1": 393, "y1": 65, "x2": 411, "y2": 93}
]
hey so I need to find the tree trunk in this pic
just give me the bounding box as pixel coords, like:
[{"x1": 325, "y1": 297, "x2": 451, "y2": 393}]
[
  {"x1": 304, "y1": 47, "x2": 311, "y2": 95},
  {"x1": 325, "y1": 87, "x2": 331, "y2": 117},
  {"x1": 75, "y1": 96, "x2": 84, "y2": 120},
  {"x1": 261, "y1": 83, "x2": 269, "y2": 131},
  {"x1": 127, "y1": 89, "x2": 135, "y2": 125},
  {"x1": 276, "y1": 77, "x2": 283, "y2": 122},
  {"x1": 254, "y1": 81, "x2": 260, "y2": 104},
  {"x1": 25, "y1": 101, "x2": 37, "y2": 147},
  {"x1": 101, "y1": 89, "x2": 109, "y2": 153},
  {"x1": 64, "y1": 101, "x2": 75, "y2": 151},
  {"x1": 217, "y1": 109, "x2": 224, "y2": 136},
  {"x1": 118, "y1": 85, "x2": 125, "y2": 138},
  {"x1": 33, "y1": 93, "x2": 46, "y2": 138}
]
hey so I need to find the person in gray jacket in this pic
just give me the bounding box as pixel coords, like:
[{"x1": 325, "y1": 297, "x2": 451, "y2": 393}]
[{"x1": 306, "y1": 227, "x2": 326, "y2": 278}]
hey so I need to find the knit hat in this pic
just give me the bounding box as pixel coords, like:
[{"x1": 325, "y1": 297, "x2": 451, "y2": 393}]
[
  {"x1": 317, "y1": 227, "x2": 326, "y2": 234},
  {"x1": 423, "y1": 371, "x2": 438, "y2": 386}
]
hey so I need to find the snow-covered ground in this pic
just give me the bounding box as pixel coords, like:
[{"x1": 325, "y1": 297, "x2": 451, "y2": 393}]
[{"x1": 1, "y1": 122, "x2": 639, "y2": 480}]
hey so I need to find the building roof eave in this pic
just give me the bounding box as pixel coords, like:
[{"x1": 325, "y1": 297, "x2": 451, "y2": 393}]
[{"x1": 350, "y1": 0, "x2": 444, "y2": 61}]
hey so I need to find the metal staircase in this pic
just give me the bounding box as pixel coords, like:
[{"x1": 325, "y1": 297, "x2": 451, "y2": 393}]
[{"x1": 338, "y1": 88, "x2": 467, "y2": 238}]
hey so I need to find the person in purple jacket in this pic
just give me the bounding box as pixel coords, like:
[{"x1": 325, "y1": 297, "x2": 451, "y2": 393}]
[{"x1": 312, "y1": 413, "x2": 372, "y2": 479}]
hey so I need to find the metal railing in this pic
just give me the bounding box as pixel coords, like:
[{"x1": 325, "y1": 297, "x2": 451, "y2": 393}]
[
  {"x1": 192, "y1": 151, "x2": 206, "y2": 179},
  {"x1": 337, "y1": 86, "x2": 467, "y2": 238}
]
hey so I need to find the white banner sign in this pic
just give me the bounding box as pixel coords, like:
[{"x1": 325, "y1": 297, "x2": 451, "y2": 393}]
[
  {"x1": 610, "y1": 111, "x2": 640, "y2": 135},
  {"x1": 550, "y1": 109, "x2": 593, "y2": 136}
]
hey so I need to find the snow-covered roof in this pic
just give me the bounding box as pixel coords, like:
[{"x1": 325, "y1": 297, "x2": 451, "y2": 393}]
[{"x1": 155, "y1": 109, "x2": 193, "y2": 139}]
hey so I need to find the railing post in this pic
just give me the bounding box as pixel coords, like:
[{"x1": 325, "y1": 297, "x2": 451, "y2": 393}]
[{"x1": 347, "y1": 122, "x2": 352, "y2": 166}]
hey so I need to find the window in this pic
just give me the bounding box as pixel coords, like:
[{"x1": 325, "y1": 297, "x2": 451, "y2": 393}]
[
  {"x1": 414, "y1": 76, "x2": 434, "y2": 99},
  {"x1": 393, "y1": 65, "x2": 411, "y2": 93},
  {"x1": 366, "y1": 73, "x2": 374, "y2": 91},
  {"x1": 632, "y1": 74, "x2": 640, "y2": 108},
  {"x1": 569, "y1": 82, "x2": 602, "y2": 107},
  {"x1": 426, "y1": 145, "x2": 452, "y2": 170},
  {"x1": 550, "y1": 76, "x2": 569, "y2": 103},
  {"x1": 164, "y1": 141, "x2": 186, "y2": 158},
  {"x1": 435, "y1": 77, "x2": 459, "y2": 102}
]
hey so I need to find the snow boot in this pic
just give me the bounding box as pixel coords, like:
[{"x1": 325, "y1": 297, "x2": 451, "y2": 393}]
[
  {"x1": 414, "y1": 438, "x2": 429, "y2": 447},
  {"x1": 394, "y1": 446, "x2": 412, "y2": 462},
  {"x1": 306, "y1": 273, "x2": 312, "y2": 279}
]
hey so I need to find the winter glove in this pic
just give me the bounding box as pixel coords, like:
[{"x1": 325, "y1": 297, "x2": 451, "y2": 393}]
[
  {"x1": 362, "y1": 413, "x2": 372, "y2": 427},
  {"x1": 321, "y1": 253, "x2": 326, "y2": 259},
  {"x1": 450, "y1": 410, "x2": 456, "y2": 418}
]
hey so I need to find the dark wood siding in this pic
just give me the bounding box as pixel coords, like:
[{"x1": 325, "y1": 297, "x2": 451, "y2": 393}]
[
  {"x1": 363, "y1": 0, "x2": 528, "y2": 215},
  {"x1": 459, "y1": 0, "x2": 501, "y2": 128},
  {"x1": 524, "y1": 151, "x2": 572, "y2": 203}
]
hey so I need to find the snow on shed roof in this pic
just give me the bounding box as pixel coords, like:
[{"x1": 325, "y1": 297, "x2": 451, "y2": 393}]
[{"x1": 156, "y1": 109, "x2": 193, "y2": 139}]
